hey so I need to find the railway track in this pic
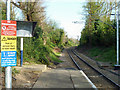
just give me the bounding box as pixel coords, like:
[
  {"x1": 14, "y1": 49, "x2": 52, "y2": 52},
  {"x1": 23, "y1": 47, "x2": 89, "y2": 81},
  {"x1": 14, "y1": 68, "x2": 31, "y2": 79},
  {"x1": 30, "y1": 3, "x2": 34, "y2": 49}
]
[{"x1": 68, "y1": 49, "x2": 120, "y2": 89}]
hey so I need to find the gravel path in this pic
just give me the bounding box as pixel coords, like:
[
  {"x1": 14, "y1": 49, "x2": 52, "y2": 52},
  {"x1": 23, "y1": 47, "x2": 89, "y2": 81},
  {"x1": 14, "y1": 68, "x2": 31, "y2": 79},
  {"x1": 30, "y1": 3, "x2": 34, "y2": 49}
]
[{"x1": 56, "y1": 49, "x2": 77, "y2": 70}]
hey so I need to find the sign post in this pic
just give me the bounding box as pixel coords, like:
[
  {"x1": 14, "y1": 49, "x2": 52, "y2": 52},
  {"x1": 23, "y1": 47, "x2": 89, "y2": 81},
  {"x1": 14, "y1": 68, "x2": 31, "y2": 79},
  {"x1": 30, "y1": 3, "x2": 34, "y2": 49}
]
[
  {"x1": 20, "y1": 38, "x2": 23, "y2": 67},
  {"x1": 1, "y1": 20, "x2": 17, "y2": 67},
  {"x1": 1, "y1": 20, "x2": 17, "y2": 88},
  {"x1": 6, "y1": 0, "x2": 11, "y2": 88},
  {"x1": 17, "y1": 21, "x2": 37, "y2": 67},
  {"x1": 1, "y1": 0, "x2": 17, "y2": 88}
]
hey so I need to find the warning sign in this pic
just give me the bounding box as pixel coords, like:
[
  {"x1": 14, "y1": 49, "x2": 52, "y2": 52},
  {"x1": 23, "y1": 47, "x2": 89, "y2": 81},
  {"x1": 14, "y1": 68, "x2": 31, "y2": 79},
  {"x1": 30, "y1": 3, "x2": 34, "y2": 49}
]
[
  {"x1": 1, "y1": 20, "x2": 16, "y2": 36},
  {"x1": 1, "y1": 36, "x2": 17, "y2": 51},
  {"x1": 1, "y1": 20, "x2": 17, "y2": 67}
]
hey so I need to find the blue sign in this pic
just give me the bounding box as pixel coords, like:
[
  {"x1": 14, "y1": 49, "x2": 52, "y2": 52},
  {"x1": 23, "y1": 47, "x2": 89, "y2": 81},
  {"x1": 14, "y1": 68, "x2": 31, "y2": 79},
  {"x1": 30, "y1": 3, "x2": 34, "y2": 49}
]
[{"x1": 1, "y1": 51, "x2": 17, "y2": 67}]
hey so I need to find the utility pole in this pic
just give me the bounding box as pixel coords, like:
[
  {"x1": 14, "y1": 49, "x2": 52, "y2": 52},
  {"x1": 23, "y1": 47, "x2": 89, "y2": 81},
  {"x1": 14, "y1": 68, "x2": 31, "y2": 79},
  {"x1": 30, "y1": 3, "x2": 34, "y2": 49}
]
[
  {"x1": 115, "y1": 1, "x2": 120, "y2": 68},
  {"x1": 6, "y1": 0, "x2": 12, "y2": 89},
  {"x1": 117, "y1": 1, "x2": 119, "y2": 65}
]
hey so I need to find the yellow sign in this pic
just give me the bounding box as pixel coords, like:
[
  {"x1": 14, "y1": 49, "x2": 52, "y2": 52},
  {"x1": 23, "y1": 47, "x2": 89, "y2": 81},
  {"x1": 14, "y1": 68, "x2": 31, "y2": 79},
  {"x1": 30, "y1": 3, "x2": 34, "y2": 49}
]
[{"x1": 1, "y1": 36, "x2": 17, "y2": 51}]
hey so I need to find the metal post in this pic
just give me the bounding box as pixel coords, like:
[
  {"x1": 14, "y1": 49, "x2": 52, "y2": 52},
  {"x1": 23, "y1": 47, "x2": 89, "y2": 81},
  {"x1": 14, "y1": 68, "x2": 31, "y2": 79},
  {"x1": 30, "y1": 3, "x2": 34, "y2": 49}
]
[
  {"x1": 5, "y1": 67, "x2": 12, "y2": 88},
  {"x1": 20, "y1": 38, "x2": 23, "y2": 67},
  {"x1": 116, "y1": 1, "x2": 119, "y2": 66},
  {"x1": 7, "y1": 0, "x2": 10, "y2": 20},
  {"x1": 5, "y1": 0, "x2": 12, "y2": 89},
  {"x1": 115, "y1": 1, "x2": 120, "y2": 69}
]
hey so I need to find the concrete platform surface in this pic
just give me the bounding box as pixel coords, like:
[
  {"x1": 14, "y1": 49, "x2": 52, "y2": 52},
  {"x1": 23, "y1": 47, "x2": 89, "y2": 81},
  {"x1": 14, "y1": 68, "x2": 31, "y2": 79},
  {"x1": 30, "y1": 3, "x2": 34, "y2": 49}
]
[
  {"x1": 14, "y1": 64, "x2": 47, "y2": 72},
  {"x1": 33, "y1": 69, "x2": 96, "y2": 89}
]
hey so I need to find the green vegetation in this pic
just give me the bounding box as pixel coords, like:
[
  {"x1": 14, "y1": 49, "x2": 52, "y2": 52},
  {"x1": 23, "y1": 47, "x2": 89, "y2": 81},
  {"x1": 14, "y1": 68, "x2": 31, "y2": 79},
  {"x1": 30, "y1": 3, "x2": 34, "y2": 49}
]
[
  {"x1": 16, "y1": 26, "x2": 66, "y2": 65},
  {"x1": 88, "y1": 46, "x2": 116, "y2": 64},
  {"x1": 78, "y1": 1, "x2": 118, "y2": 64},
  {"x1": 0, "y1": 1, "x2": 78, "y2": 66},
  {"x1": 65, "y1": 38, "x2": 78, "y2": 47},
  {"x1": 78, "y1": 46, "x2": 116, "y2": 64},
  {"x1": 49, "y1": 53, "x2": 63, "y2": 63},
  {"x1": 80, "y1": 1, "x2": 116, "y2": 46}
]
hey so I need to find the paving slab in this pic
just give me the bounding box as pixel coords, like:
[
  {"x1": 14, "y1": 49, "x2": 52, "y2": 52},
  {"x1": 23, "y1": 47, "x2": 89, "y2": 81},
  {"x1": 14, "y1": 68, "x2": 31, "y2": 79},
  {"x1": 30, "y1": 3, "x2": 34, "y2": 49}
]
[
  {"x1": 14, "y1": 64, "x2": 47, "y2": 72},
  {"x1": 69, "y1": 70, "x2": 93, "y2": 88},
  {"x1": 33, "y1": 69, "x2": 96, "y2": 89},
  {"x1": 33, "y1": 69, "x2": 73, "y2": 88}
]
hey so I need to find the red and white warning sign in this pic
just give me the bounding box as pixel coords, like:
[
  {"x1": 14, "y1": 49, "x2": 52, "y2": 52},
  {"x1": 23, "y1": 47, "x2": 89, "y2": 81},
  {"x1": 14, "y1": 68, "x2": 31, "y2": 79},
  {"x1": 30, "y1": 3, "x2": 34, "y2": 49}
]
[
  {"x1": 1, "y1": 20, "x2": 17, "y2": 67},
  {"x1": 1, "y1": 20, "x2": 16, "y2": 36}
]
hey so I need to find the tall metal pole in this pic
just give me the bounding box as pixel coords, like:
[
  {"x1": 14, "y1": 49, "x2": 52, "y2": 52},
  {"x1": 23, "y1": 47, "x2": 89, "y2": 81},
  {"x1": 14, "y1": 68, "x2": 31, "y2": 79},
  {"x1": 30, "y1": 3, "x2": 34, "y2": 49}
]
[
  {"x1": 116, "y1": 1, "x2": 119, "y2": 66},
  {"x1": 5, "y1": 0, "x2": 12, "y2": 89},
  {"x1": 7, "y1": 0, "x2": 10, "y2": 20}
]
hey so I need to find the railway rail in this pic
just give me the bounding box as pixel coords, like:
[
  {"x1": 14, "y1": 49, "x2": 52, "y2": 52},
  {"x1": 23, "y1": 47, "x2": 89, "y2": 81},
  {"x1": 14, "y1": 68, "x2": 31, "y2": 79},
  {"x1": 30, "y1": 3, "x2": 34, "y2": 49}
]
[{"x1": 67, "y1": 49, "x2": 120, "y2": 89}]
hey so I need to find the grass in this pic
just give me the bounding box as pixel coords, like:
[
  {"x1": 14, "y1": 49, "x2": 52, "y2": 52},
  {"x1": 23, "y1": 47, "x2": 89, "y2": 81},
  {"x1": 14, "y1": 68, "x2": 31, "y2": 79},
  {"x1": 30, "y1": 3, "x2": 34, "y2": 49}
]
[
  {"x1": 87, "y1": 46, "x2": 116, "y2": 64},
  {"x1": 53, "y1": 52, "x2": 62, "y2": 57},
  {"x1": 49, "y1": 53, "x2": 63, "y2": 63},
  {"x1": 50, "y1": 49, "x2": 63, "y2": 63}
]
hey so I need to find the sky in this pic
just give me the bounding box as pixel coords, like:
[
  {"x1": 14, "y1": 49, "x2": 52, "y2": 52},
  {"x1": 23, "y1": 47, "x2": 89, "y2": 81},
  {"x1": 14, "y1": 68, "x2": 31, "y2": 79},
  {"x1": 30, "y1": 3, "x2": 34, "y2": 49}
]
[
  {"x1": 44, "y1": 0, "x2": 86, "y2": 40},
  {"x1": 2, "y1": 0, "x2": 86, "y2": 40}
]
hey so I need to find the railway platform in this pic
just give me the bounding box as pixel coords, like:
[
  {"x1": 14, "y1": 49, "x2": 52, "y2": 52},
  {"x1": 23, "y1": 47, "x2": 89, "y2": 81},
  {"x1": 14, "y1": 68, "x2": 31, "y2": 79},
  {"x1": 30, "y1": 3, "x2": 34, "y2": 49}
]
[{"x1": 33, "y1": 69, "x2": 97, "y2": 89}]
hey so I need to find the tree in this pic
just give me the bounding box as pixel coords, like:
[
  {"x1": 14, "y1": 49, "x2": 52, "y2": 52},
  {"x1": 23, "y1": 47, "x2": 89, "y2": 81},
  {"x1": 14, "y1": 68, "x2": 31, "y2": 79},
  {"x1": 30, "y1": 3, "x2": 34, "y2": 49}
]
[
  {"x1": 11, "y1": 0, "x2": 46, "y2": 26},
  {"x1": 9, "y1": 0, "x2": 70, "y2": 65},
  {"x1": 80, "y1": 0, "x2": 116, "y2": 46},
  {"x1": 82, "y1": 1, "x2": 103, "y2": 45}
]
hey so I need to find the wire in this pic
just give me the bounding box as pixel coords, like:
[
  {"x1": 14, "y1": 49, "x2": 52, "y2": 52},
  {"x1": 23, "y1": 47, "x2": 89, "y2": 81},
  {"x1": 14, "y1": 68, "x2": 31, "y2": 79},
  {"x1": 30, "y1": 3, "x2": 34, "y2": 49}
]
[{"x1": 96, "y1": 19, "x2": 116, "y2": 29}]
